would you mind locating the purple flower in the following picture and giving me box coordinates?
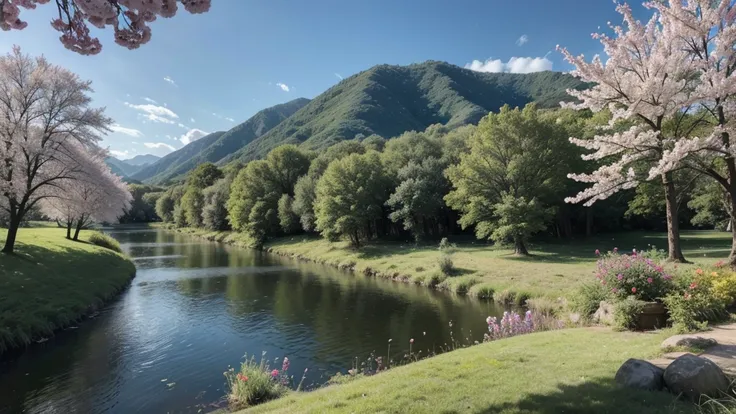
[617,274,623,281]
[595,249,601,256]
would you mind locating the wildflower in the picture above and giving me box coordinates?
[689,282,698,290]
[595,249,600,256]
[422,331,426,336]
[631,287,637,293]
[486,316,493,325]
[449,321,453,328]
[613,247,618,253]
[712,272,718,277]
[617,274,623,281]
[271,369,279,378]
[612,288,618,294]
[282,357,290,372]
[388,338,392,343]
[684,293,691,300]
[237,373,248,382]
[410,338,414,344]
[696,268,704,275]
[647,277,653,284]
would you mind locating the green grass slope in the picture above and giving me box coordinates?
[135,98,310,184]
[229,61,586,162]
[247,328,691,413]
[0,228,136,354]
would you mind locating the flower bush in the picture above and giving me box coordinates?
[483,311,562,342]
[663,266,733,333]
[594,248,674,302]
[224,353,307,409]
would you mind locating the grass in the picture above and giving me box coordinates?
[263,230,732,300]
[245,328,693,413]
[0,227,136,354]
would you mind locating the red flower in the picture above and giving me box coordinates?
[689,282,698,290]
[237,373,248,382]
[271,369,279,378]
[631,287,637,293]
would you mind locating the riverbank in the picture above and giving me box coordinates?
[160,225,729,303]
[246,327,692,413]
[0,228,136,354]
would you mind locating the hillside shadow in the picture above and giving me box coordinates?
[469,378,690,414]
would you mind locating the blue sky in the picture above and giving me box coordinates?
[0,0,652,159]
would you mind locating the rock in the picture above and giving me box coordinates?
[593,301,615,325]
[663,353,730,400]
[615,358,665,391]
[662,335,718,351]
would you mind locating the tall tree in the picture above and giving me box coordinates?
[445,105,570,255]
[557,3,693,262]
[0,48,111,253]
[2,0,211,55]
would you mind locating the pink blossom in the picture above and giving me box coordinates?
[595,249,600,256]
[631,287,637,293]
[617,274,623,281]
[647,277,653,284]
[271,369,279,378]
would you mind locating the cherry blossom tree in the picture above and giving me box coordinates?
[641,0,736,267]
[0,47,111,253]
[0,0,211,55]
[557,2,695,262]
[42,146,131,240]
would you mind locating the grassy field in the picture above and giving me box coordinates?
[0,227,136,354]
[265,231,731,301]
[246,328,693,413]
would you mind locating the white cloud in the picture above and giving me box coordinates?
[225,117,235,122]
[177,122,190,129]
[178,128,209,145]
[144,142,177,152]
[276,82,290,92]
[142,97,158,104]
[190,118,196,123]
[464,56,552,74]
[163,76,177,87]
[335,73,343,80]
[109,149,130,159]
[110,124,144,138]
[516,35,529,46]
[124,102,179,124]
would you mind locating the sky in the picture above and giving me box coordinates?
[0,0,653,159]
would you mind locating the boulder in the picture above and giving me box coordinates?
[615,358,665,391]
[663,353,730,400]
[661,336,718,351]
[593,301,615,325]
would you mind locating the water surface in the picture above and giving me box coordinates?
[0,228,504,413]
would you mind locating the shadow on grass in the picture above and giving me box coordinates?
[471,378,689,414]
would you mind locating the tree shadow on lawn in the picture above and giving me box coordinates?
[470,378,690,414]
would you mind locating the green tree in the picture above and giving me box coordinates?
[314,152,391,247]
[119,184,164,223]
[182,188,205,227]
[381,130,443,175]
[277,194,300,233]
[387,158,449,240]
[445,104,571,255]
[155,192,176,223]
[188,162,224,188]
[226,145,310,242]
[202,179,231,231]
[307,140,365,177]
[292,175,318,232]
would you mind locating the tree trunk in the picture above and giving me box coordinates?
[66,220,72,239]
[514,237,529,256]
[72,219,84,241]
[662,172,686,262]
[2,214,21,253]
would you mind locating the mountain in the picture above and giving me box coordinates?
[132,98,310,184]
[224,61,586,163]
[126,154,161,166]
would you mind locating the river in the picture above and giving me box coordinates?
[0,228,506,413]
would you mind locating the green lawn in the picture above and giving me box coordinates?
[265,231,731,300]
[246,328,693,413]
[0,227,136,354]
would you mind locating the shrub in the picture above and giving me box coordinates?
[426,271,446,288]
[612,298,646,331]
[494,289,515,305]
[454,277,479,295]
[570,282,610,318]
[224,353,292,409]
[437,237,456,275]
[526,297,562,316]
[471,284,494,300]
[594,248,674,301]
[88,232,122,253]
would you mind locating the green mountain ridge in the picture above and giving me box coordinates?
[224,61,585,163]
[132,98,310,184]
[135,61,584,184]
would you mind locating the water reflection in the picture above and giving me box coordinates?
[0,228,505,413]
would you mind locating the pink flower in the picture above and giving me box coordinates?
[613,247,618,253]
[612,288,618,294]
[689,282,698,290]
[271,369,279,378]
[410,338,414,344]
[595,249,601,256]
[647,277,653,284]
[617,274,623,281]
[631,287,637,293]
[237,373,248,382]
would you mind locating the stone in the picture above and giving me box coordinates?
[593,301,615,325]
[663,353,730,400]
[615,358,665,391]
[661,335,718,351]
